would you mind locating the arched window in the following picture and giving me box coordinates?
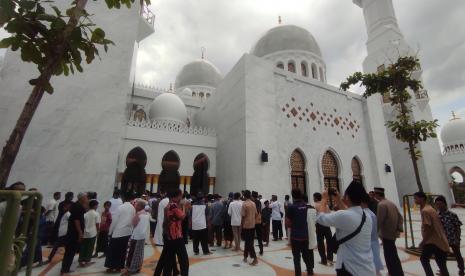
[450,167,465,203]
[159,150,180,193]
[311,63,318,79]
[192,92,196,97]
[301,62,308,77]
[351,157,363,184]
[319,67,324,82]
[288,61,296,73]
[122,147,147,194]
[277,62,284,69]
[206,93,211,98]
[134,109,147,121]
[199,92,204,98]
[290,149,306,195]
[322,150,339,208]
[191,153,210,195]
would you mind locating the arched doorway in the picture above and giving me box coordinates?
[121,147,147,195]
[191,153,210,196]
[290,149,307,195]
[450,166,465,203]
[158,150,180,193]
[351,157,363,185]
[322,150,340,208]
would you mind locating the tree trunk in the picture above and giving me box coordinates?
[0,0,89,188]
[408,141,423,192]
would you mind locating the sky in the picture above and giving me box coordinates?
[1,0,464,141]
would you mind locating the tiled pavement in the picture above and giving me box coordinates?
[21,208,465,276]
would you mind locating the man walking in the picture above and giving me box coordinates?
[241,190,258,265]
[191,193,211,255]
[45,192,61,245]
[228,192,243,251]
[287,188,314,275]
[270,195,283,241]
[435,195,464,276]
[414,191,450,276]
[313,192,333,266]
[373,187,404,276]
[211,194,224,247]
[252,191,264,255]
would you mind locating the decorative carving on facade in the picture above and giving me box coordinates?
[444,143,465,155]
[127,118,216,137]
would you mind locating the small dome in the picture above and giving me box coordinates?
[441,114,465,144]
[175,59,222,90]
[149,93,188,124]
[180,87,193,97]
[251,25,322,58]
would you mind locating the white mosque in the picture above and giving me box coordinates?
[0,0,464,205]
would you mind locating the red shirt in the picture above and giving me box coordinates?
[100,210,112,232]
[165,201,185,240]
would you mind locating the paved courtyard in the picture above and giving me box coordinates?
[21,208,465,276]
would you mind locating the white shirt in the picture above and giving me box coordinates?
[306,208,317,250]
[260,199,266,210]
[45,198,58,222]
[191,204,207,230]
[227,200,243,226]
[270,201,282,220]
[316,206,375,276]
[131,212,150,240]
[154,198,169,245]
[58,211,71,237]
[110,202,136,238]
[109,197,123,217]
[84,209,101,238]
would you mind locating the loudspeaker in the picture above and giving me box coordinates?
[385,164,392,173]
[261,150,268,162]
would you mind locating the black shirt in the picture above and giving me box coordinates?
[67,202,85,240]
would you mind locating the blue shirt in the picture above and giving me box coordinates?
[316,206,375,276]
[287,200,309,240]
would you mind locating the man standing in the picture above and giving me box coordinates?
[435,195,464,276]
[211,194,224,247]
[414,191,450,276]
[313,192,333,266]
[109,190,123,218]
[191,193,211,255]
[126,199,150,275]
[270,195,283,241]
[373,187,404,276]
[53,192,73,243]
[154,192,169,246]
[228,192,243,251]
[252,191,264,255]
[61,193,88,275]
[241,190,258,266]
[45,192,61,245]
[105,194,136,273]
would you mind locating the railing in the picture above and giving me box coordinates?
[0,191,42,276]
[140,2,155,26]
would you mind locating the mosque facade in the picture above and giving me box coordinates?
[0,0,464,205]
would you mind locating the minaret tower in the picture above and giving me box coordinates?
[354,0,450,202]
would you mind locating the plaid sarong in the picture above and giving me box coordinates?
[127,239,145,273]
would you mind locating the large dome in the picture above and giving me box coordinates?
[251,25,322,58]
[149,93,188,124]
[175,59,222,89]
[441,114,465,144]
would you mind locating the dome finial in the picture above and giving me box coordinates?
[201,46,206,59]
[451,111,459,120]
[278,16,282,25]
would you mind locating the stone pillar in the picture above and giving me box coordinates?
[185,176,191,193]
[145,174,152,193]
[152,174,159,193]
[209,177,215,194]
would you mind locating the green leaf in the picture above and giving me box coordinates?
[0,36,17,48]
[44,81,54,94]
[91,27,105,43]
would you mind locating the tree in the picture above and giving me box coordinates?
[340,56,438,192]
[0,0,150,188]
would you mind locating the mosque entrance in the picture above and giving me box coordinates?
[191,153,210,196]
[158,150,180,193]
[450,167,465,204]
[121,147,147,195]
[290,149,307,195]
[322,151,339,208]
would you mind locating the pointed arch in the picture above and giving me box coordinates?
[290,149,307,195]
[301,61,308,77]
[288,60,296,73]
[191,153,210,195]
[311,63,318,79]
[158,150,180,193]
[321,150,340,207]
[351,156,363,185]
[276,62,284,69]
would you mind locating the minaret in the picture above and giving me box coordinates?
[354,0,450,202]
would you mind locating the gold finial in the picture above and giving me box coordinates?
[201,47,206,59]
[278,16,282,25]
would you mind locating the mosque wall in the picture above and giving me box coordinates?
[0,2,145,202]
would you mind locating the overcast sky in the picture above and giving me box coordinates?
[1,0,464,141]
[135,0,465,140]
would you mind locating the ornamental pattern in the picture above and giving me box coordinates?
[281,97,361,139]
[290,150,305,174]
[322,151,338,178]
[127,118,216,137]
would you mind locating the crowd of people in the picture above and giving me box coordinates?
[1,180,464,276]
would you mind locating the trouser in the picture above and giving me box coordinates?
[243,228,257,259]
[232,226,241,250]
[316,223,333,263]
[420,243,449,276]
[262,222,270,244]
[48,236,67,261]
[192,229,209,254]
[382,238,404,276]
[104,235,131,270]
[150,220,156,238]
[61,239,80,273]
[182,217,189,244]
[154,238,189,276]
[336,264,353,276]
[45,221,55,244]
[272,220,283,240]
[78,237,96,262]
[291,239,314,276]
[208,224,214,245]
[451,244,465,275]
[255,223,263,254]
[213,225,223,246]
